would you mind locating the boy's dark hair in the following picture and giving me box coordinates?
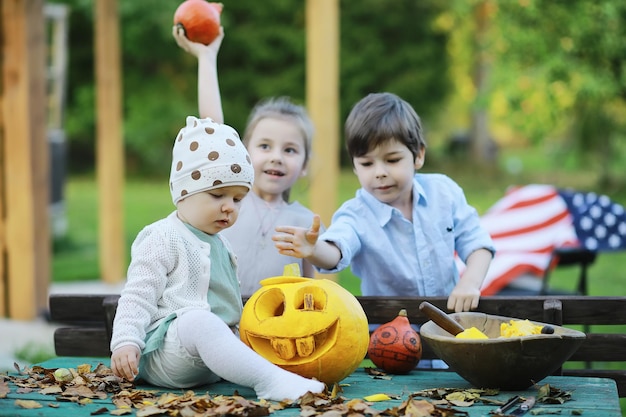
[344,92,426,162]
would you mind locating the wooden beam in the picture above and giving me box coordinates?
[1,0,49,319]
[95,0,125,283]
[306,0,339,280]
[0,8,5,315]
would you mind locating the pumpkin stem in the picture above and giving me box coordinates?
[398,309,408,317]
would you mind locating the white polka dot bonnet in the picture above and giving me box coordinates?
[170,116,254,205]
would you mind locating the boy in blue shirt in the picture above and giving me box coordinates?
[273,92,495,313]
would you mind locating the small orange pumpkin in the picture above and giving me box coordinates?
[173,0,222,45]
[368,309,422,374]
[239,276,370,384]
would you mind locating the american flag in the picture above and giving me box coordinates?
[456,184,626,295]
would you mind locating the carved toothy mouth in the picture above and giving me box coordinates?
[244,319,339,365]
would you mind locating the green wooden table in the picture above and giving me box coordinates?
[1,357,621,416]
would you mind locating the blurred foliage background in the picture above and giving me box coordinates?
[47,0,626,289]
[48,0,626,189]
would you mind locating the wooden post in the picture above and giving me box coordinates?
[306,0,339,280]
[95,0,125,283]
[1,0,49,319]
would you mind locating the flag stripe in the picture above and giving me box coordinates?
[465,185,581,295]
[489,210,571,239]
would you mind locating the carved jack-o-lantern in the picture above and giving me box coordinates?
[239,277,370,384]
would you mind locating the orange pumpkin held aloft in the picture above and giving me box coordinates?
[368,309,422,374]
[174,0,223,45]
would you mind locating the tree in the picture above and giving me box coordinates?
[51,0,452,174]
[492,0,626,187]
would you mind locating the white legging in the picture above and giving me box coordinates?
[176,309,325,401]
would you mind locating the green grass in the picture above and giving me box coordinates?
[14,343,57,365]
[53,176,173,281]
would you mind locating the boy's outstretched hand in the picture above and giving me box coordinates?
[273,215,321,259]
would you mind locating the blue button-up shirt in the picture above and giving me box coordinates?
[318,173,495,296]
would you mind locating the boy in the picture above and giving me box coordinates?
[273,93,494,313]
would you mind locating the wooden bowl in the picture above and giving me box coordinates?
[420,312,586,390]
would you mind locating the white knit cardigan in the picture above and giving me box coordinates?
[110,211,239,353]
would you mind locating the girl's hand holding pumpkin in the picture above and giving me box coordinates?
[172,24,224,58]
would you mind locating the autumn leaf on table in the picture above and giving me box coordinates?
[536,384,573,404]
[398,397,469,417]
[413,387,500,406]
[14,399,43,409]
[364,367,393,380]
[363,393,393,402]
[0,381,10,399]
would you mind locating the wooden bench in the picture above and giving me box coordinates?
[48,294,626,397]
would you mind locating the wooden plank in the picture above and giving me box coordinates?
[563,369,626,397]
[54,327,111,357]
[569,334,626,362]
[48,293,119,323]
[26,0,49,317]
[357,296,550,324]
[0,1,4,314]
[306,0,339,282]
[1,0,49,319]
[306,0,339,227]
[44,3,69,130]
[0,34,5,317]
[559,297,626,325]
[95,0,125,284]
[51,295,626,325]
[357,296,626,325]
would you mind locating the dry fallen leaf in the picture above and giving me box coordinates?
[536,384,573,404]
[364,367,393,380]
[404,399,435,417]
[39,385,63,395]
[4,363,507,417]
[413,387,500,407]
[110,408,133,416]
[0,381,10,399]
[14,399,43,409]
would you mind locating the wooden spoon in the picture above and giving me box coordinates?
[419,301,465,336]
[419,301,555,336]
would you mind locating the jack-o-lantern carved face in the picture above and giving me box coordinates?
[240,277,369,384]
